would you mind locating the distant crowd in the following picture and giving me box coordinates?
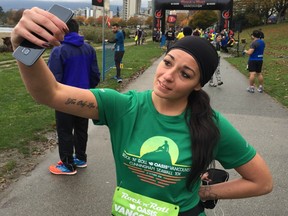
[154,26,248,53]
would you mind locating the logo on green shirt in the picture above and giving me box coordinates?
[123,136,191,188]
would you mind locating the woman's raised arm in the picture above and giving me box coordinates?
[11,7,99,120]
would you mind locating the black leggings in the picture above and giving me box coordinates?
[114,51,125,77]
[55,111,88,171]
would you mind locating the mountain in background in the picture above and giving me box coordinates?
[0,0,122,14]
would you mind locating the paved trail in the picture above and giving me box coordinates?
[0,54,287,216]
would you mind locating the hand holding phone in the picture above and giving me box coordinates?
[12,4,74,66]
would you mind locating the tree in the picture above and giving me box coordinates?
[75,16,86,25]
[4,8,24,25]
[233,0,252,15]
[0,6,5,24]
[126,16,141,28]
[96,16,103,26]
[189,10,218,30]
[233,0,285,26]
[180,18,189,27]
[274,0,288,22]
[109,17,126,27]
[145,16,153,28]
[256,0,277,24]
[175,12,189,27]
[110,17,126,27]
[111,17,122,25]
[85,17,97,26]
[14,9,24,23]
[245,13,262,27]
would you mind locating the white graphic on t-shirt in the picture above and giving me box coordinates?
[123,136,191,188]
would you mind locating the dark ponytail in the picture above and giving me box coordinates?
[185,89,220,188]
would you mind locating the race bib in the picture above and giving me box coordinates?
[112,187,179,216]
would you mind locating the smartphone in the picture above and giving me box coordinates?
[12,4,74,66]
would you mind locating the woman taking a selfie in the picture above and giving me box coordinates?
[11,7,273,215]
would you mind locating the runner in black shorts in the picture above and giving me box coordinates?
[243,30,265,93]
[248,60,263,73]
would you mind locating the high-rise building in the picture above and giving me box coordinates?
[123,0,141,20]
[147,0,152,15]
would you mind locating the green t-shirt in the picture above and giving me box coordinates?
[90,88,256,213]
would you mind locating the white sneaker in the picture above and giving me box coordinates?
[117,78,122,83]
[257,85,263,93]
[247,86,255,93]
[209,82,217,87]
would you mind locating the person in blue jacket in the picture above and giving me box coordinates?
[47,19,100,175]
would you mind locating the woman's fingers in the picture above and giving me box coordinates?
[31,7,69,42]
[12,7,69,48]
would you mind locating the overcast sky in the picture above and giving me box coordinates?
[1,0,149,12]
[33,0,148,7]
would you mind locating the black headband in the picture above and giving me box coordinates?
[167,36,219,87]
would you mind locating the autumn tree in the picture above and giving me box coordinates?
[95,16,103,26]
[145,16,153,28]
[85,17,97,26]
[111,17,122,25]
[126,16,141,28]
[189,10,218,30]
[118,19,127,27]
[233,0,286,26]
[75,16,86,25]
[175,12,189,27]
[180,18,189,27]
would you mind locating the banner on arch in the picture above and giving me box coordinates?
[167,15,177,23]
[92,0,104,7]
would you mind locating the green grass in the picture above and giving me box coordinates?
[0,67,56,153]
[0,41,164,153]
[97,41,164,89]
[226,22,288,107]
[1,22,288,154]
[0,52,14,62]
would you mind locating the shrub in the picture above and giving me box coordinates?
[80,26,115,43]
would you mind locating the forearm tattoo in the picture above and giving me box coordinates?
[199,185,219,200]
[64,98,96,109]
